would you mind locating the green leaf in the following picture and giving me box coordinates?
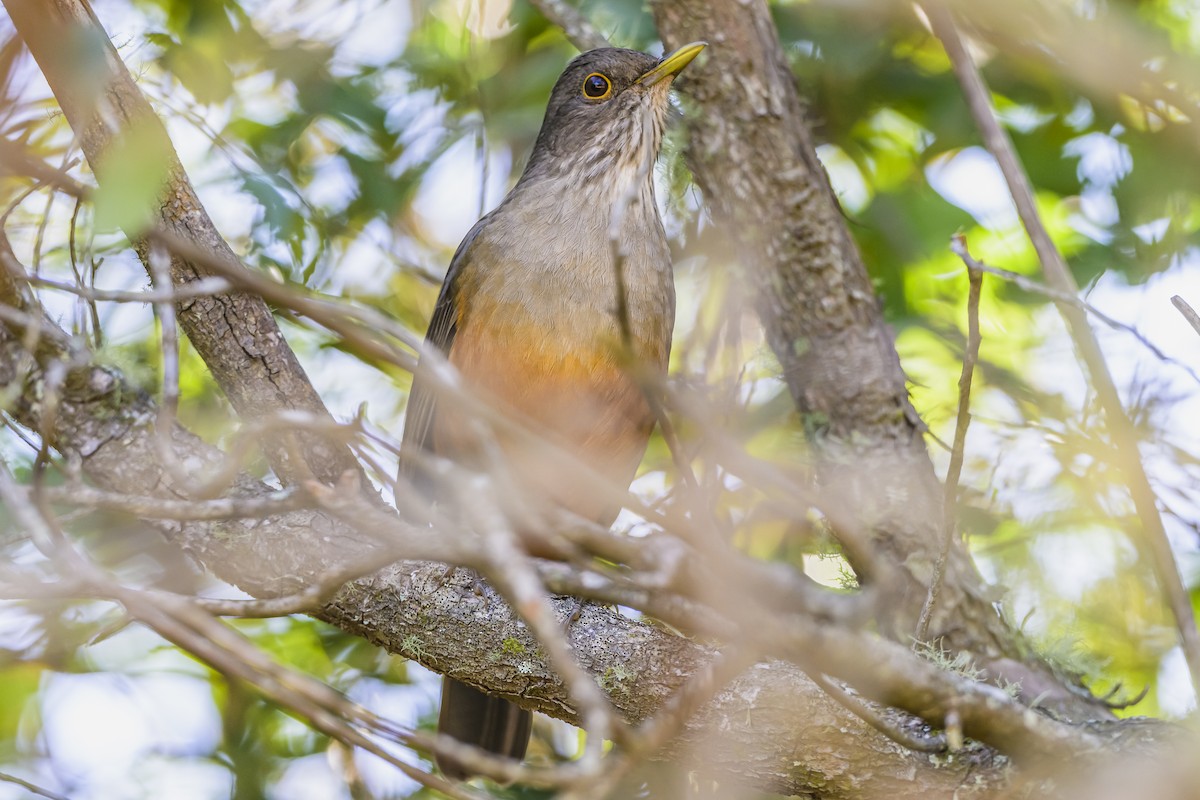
[91,120,174,234]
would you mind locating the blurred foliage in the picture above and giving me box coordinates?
[1,0,1200,797]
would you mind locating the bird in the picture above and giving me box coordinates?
[398,41,706,781]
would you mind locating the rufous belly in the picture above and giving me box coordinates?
[436,307,661,528]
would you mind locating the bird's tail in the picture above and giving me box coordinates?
[436,677,532,781]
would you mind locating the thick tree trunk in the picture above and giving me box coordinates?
[648,0,1106,721]
[650,0,967,636]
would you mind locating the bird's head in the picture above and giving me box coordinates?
[523,43,706,184]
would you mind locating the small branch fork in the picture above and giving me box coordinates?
[954,243,1200,388]
[924,1,1200,703]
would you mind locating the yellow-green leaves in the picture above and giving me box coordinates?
[92,119,174,235]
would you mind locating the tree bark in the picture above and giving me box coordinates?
[0,265,998,797]
[647,0,1094,715]
[0,243,1173,797]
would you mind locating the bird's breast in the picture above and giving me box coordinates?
[435,218,674,526]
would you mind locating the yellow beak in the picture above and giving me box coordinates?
[636,41,707,86]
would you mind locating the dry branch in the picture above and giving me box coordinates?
[917,237,984,640]
[3,0,364,488]
[0,224,1081,797]
[924,0,1200,703]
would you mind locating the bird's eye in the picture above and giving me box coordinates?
[582,73,612,100]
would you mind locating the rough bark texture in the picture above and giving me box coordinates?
[0,297,1008,798]
[1,263,1177,796]
[3,0,363,488]
[330,565,1016,798]
[648,0,1087,708]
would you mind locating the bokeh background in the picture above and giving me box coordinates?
[2,0,1200,797]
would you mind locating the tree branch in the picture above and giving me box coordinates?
[645,0,1081,715]
[924,0,1200,704]
[917,237,983,640]
[2,0,366,489]
[0,228,1098,798]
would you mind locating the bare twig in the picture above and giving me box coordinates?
[608,103,658,350]
[0,771,69,800]
[118,589,487,800]
[147,241,193,492]
[464,468,619,773]
[28,273,233,304]
[917,236,983,641]
[150,409,363,501]
[609,137,704,502]
[40,482,309,521]
[1172,295,1200,338]
[1098,682,1151,711]
[561,646,761,800]
[0,303,73,350]
[953,245,1200,388]
[0,137,92,198]
[925,0,1200,706]
[810,672,948,754]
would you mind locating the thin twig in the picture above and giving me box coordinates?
[810,672,948,754]
[148,242,191,490]
[40,483,308,521]
[463,467,619,773]
[0,771,69,800]
[29,273,233,303]
[121,590,487,800]
[0,137,91,198]
[917,237,983,641]
[0,305,72,349]
[188,590,328,618]
[955,246,1200,388]
[608,104,657,350]
[925,1,1200,703]
[180,410,362,500]
[607,106,707,521]
[562,646,761,800]
[602,90,706,511]
[1172,295,1200,337]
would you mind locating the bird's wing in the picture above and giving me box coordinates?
[397,217,489,485]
